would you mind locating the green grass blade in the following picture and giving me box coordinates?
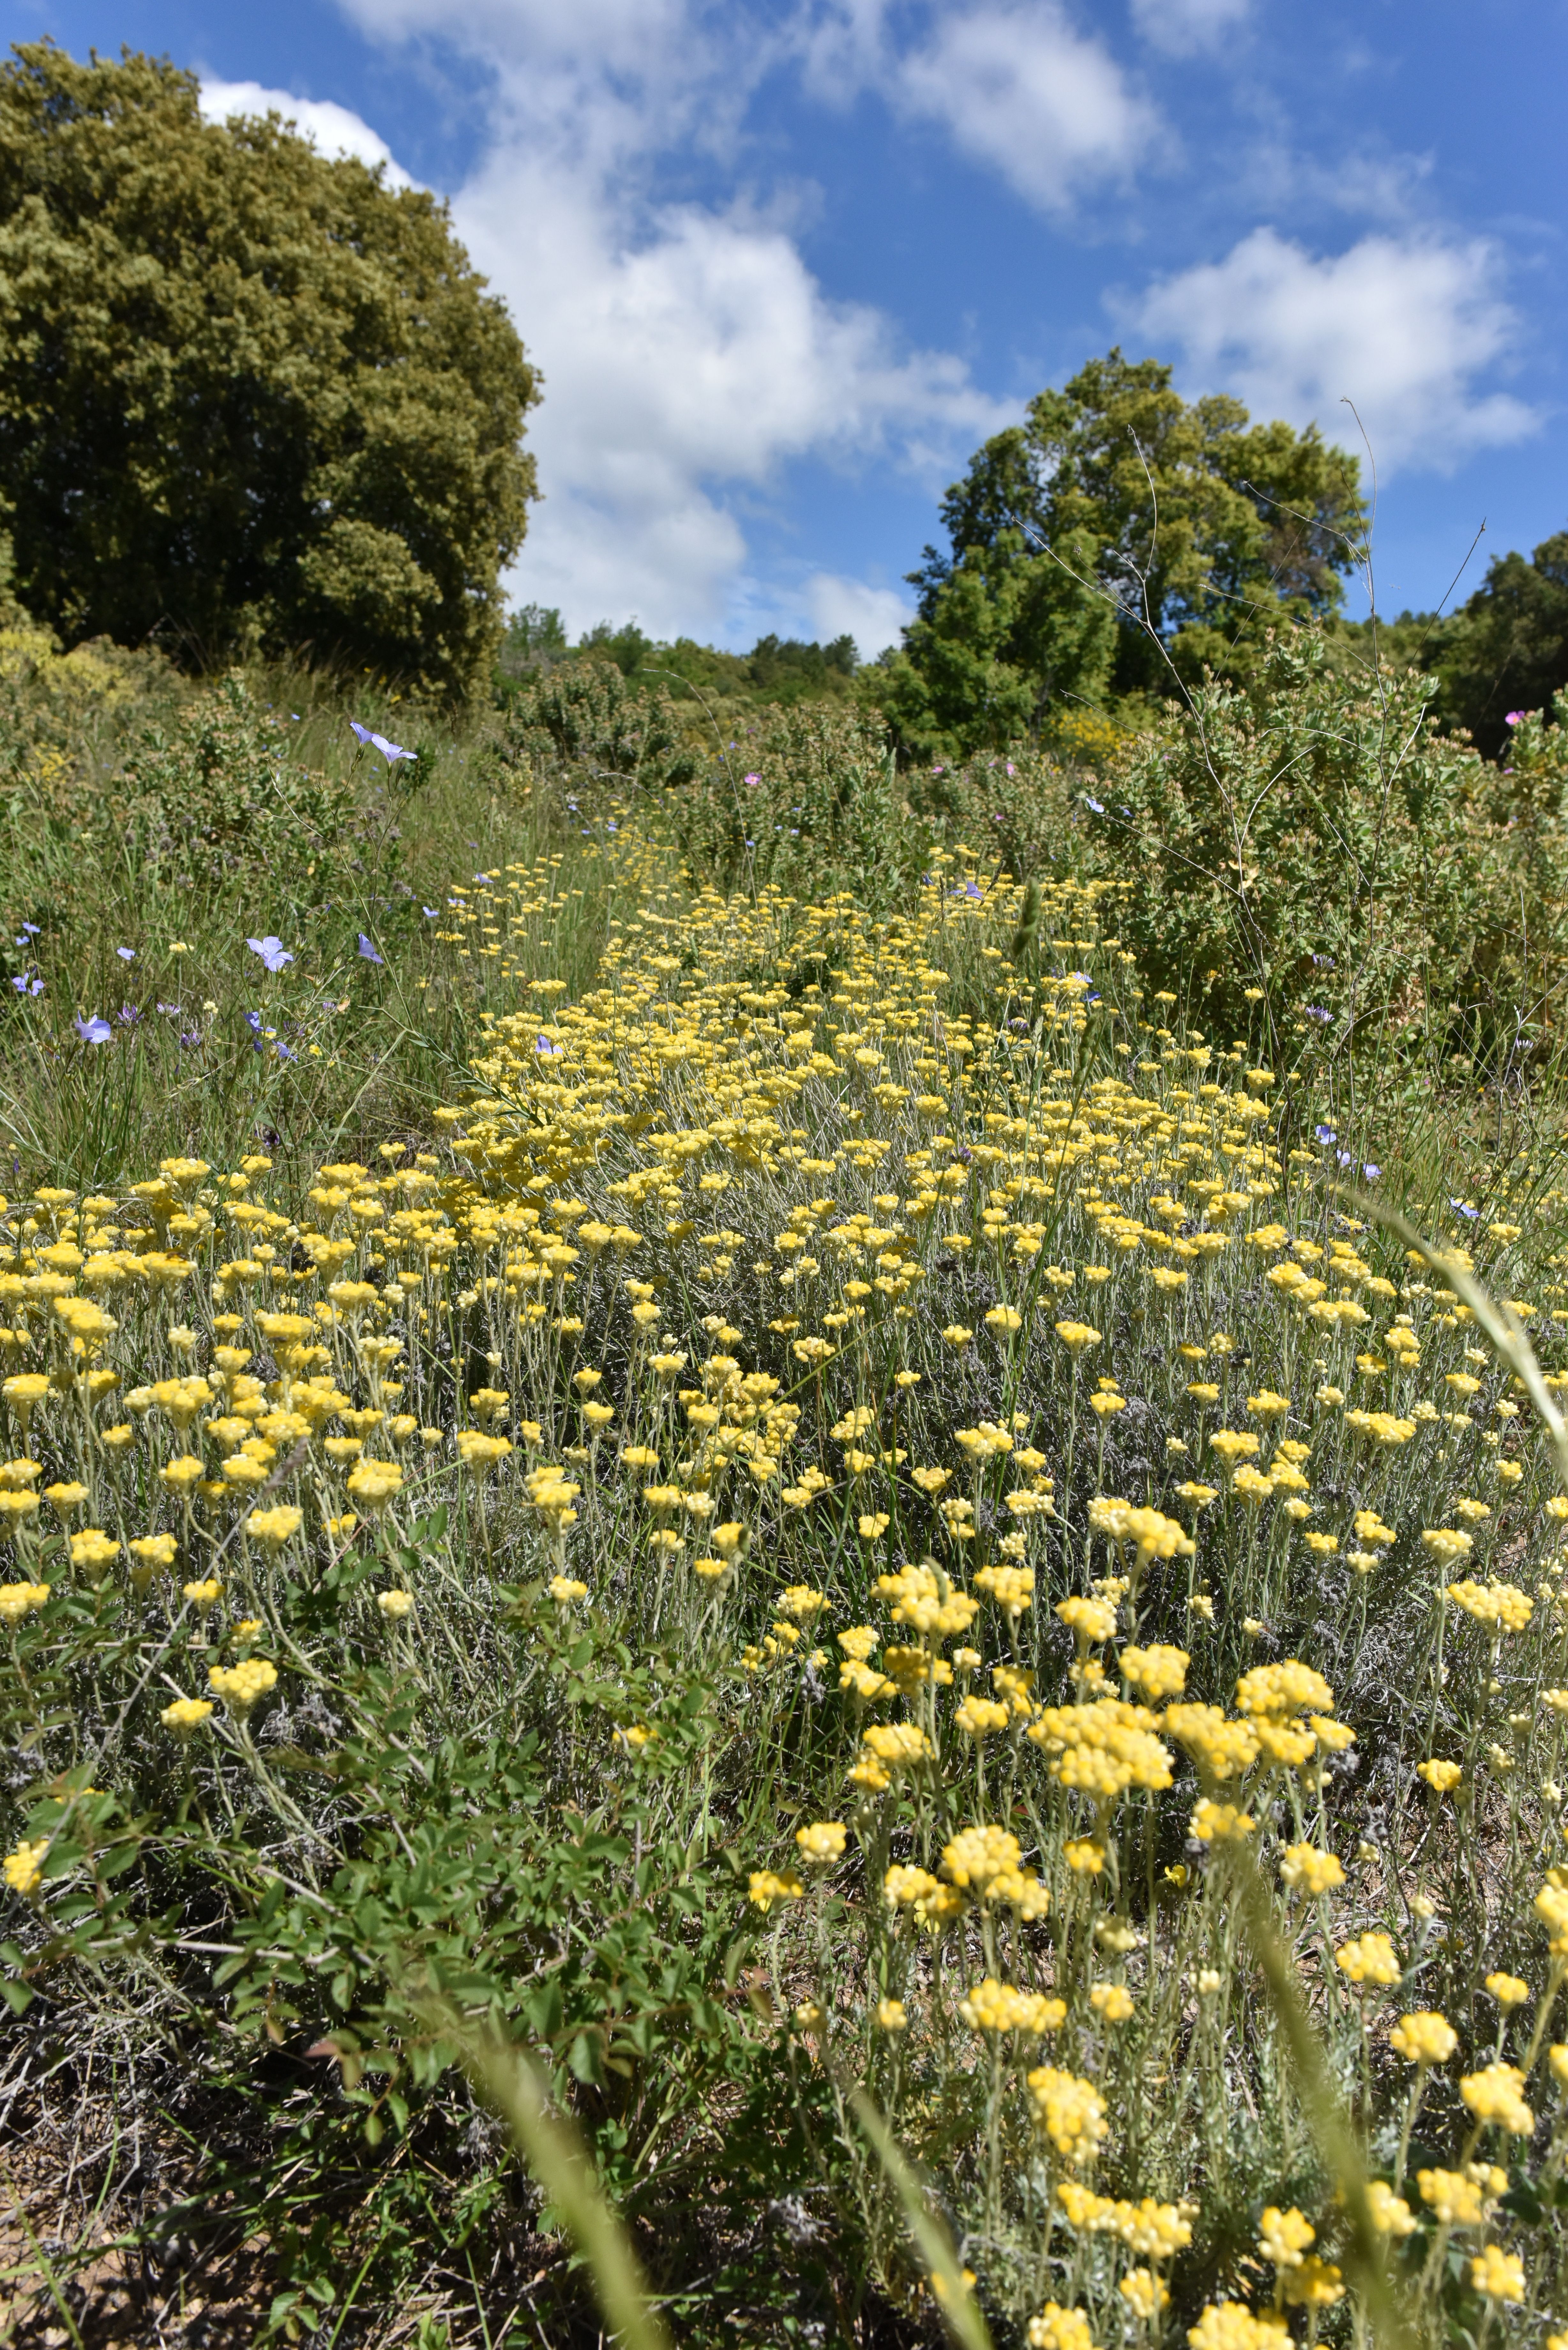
[848,2086,993,2350]
[445,2016,673,2350]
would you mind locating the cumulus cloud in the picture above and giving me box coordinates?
[805,573,913,657]
[898,3,1161,211]
[1131,225,1538,473]
[1129,0,1252,58]
[453,150,1003,636]
[198,78,418,186]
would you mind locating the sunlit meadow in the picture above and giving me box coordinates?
[3,786,1568,2349]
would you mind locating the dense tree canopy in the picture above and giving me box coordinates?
[0,43,539,699]
[878,349,1367,758]
[1435,531,1568,758]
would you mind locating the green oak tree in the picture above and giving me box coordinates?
[0,43,539,700]
[878,348,1366,758]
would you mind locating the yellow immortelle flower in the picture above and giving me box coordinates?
[208,1659,277,1712]
[942,1824,1021,1891]
[1446,1578,1532,1631]
[1259,2206,1314,2269]
[1280,1843,1344,1895]
[4,1837,49,1895]
[160,1455,206,1494]
[1191,1799,1254,1843]
[1025,2066,1106,2165]
[960,1978,1066,2035]
[1235,1661,1334,1719]
[1089,1983,1133,2023]
[346,1459,403,1514]
[42,1481,88,1515]
[182,1577,222,1604]
[0,1580,49,1623]
[1088,1391,1125,1421]
[1417,2168,1486,2225]
[1334,1932,1400,1987]
[0,1490,40,1534]
[1064,1838,1106,1875]
[1421,1526,1473,1568]
[246,1505,303,1552]
[1208,1429,1261,1469]
[747,1868,804,1914]
[876,1997,907,2032]
[1484,1971,1530,2007]
[1057,1594,1117,1645]
[69,1528,118,1573]
[377,1589,414,1621]
[1246,1390,1291,1421]
[1470,2247,1526,2303]
[221,1453,271,1490]
[1460,2062,1534,2135]
[795,1821,847,1866]
[1054,1321,1101,1354]
[1119,1643,1189,1699]
[1283,2258,1342,2310]
[1390,2010,1457,2065]
[456,1430,513,1469]
[548,1575,588,1603]
[160,1696,215,1736]
[974,1563,1035,1617]
[1119,2271,1169,2323]
[1028,2306,1093,2350]
[1417,1758,1462,1793]
[860,1722,932,1772]
[1088,1498,1192,1561]
[129,1534,178,1572]
[1186,2305,1289,2349]
[1535,1880,1568,1956]
[1366,2182,1415,2237]
[955,1695,1010,1739]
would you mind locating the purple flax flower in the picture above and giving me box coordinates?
[19,922,38,937]
[11,973,42,997]
[1363,1163,1382,1181]
[422,906,439,919]
[535,1035,563,1057]
[357,935,385,965]
[1085,794,1105,814]
[244,1010,262,1035]
[1337,1149,1354,1169]
[247,935,295,973]
[116,946,135,961]
[349,719,414,765]
[74,1013,112,1043]
[1449,1198,1480,1221]
[1315,1124,1337,1144]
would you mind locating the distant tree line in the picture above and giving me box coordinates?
[1,41,1564,751]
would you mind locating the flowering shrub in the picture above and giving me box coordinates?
[4,843,1568,2341]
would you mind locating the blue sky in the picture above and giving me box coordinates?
[13,0,1568,654]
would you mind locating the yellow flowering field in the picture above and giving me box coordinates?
[4,840,1568,2346]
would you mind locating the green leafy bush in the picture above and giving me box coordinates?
[1078,629,1568,1060]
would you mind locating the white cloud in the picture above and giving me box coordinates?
[805,573,913,657]
[197,78,418,186]
[1132,226,1538,473]
[898,3,1161,212]
[454,150,1004,636]
[1129,0,1251,59]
